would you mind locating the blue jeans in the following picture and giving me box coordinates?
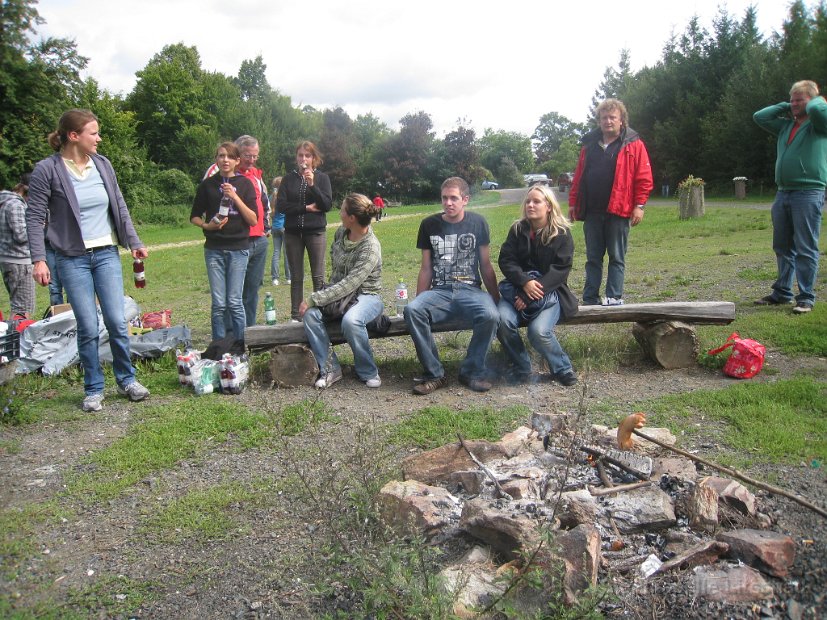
[205,248,249,341]
[583,212,631,303]
[242,235,269,327]
[497,298,573,377]
[56,246,135,396]
[270,229,291,281]
[303,294,384,381]
[45,242,65,306]
[770,189,824,305]
[403,284,499,380]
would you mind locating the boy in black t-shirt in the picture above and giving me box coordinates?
[403,177,500,394]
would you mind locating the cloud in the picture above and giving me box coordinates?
[36,0,792,136]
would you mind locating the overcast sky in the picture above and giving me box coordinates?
[37,0,793,137]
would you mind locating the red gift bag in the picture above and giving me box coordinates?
[141,309,172,330]
[707,332,766,379]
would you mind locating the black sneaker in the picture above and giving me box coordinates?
[792,302,813,314]
[754,295,791,306]
[553,371,578,386]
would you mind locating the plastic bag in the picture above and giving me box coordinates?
[191,359,220,395]
[176,348,201,386]
[219,353,249,395]
[707,332,766,379]
[142,309,172,330]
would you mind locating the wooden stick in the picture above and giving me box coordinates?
[632,429,827,520]
[579,445,650,480]
[596,460,614,488]
[589,480,651,497]
[607,512,624,540]
[457,434,513,501]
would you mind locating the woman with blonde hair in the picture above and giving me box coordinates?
[497,185,579,385]
[299,193,383,388]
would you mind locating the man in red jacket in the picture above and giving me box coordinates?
[569,99,653,306]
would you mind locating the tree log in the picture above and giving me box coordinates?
[246,301,735,350]
[632,320,699,369]
[268,344,318,387]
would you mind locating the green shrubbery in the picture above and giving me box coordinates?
[125,167,195,226]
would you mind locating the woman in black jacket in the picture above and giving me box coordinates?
[497,185,578,385]
[276,141,333,320]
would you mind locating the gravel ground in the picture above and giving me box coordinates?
[1,334,825,618]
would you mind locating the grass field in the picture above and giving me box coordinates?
[1,190,825,618]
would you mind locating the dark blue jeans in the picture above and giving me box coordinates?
[583,212,630,303]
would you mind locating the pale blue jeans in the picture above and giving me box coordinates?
[303,294,384,381]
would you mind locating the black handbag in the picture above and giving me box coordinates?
[319,287,360,320]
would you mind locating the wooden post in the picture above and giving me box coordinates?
[679,186,705,219]
[632,320,699,369]
[734,180,746,199]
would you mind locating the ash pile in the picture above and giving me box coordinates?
[377,411,812,619]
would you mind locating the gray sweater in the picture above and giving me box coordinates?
[26,153,143,261]
[310,226,382,307]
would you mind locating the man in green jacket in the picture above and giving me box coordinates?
[753,80,827,314]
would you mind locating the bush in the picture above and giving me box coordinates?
[495,156,524,189]
[125,182,190,226]
[153,168,196,205]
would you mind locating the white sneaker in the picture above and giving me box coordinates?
[365,376,381,388]
[272,278,279,286]
[82,393,104,412]
[117,381,150,402]
[314,368,343,388]
[286,279,292,284]
[603,297,625,306]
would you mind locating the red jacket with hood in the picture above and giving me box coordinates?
[568,127,653,221]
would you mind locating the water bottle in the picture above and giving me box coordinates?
[133,258,146,288]
[395,277,408,316]
[264,291,276,325]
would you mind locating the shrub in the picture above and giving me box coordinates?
[153,168,196,205]
[125,181,190,226]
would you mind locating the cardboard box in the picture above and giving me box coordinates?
[47,304,72,317]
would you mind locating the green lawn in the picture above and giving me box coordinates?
[1,194,825,618]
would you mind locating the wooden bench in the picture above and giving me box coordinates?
[246,301,735,370]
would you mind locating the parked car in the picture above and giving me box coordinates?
[481,180,499,190]
[523,173,551,187]
[557,172,574,193]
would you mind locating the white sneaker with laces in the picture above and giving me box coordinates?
[365,376,381,388]
[604,297,625,306]
[82,393,104,412]
[117,381,150,402]
[314,368,343,388]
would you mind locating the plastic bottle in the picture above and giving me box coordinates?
[395,277,408,316]
[264,292,276,325]
[133,259,146,288]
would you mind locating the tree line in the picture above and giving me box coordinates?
[1,0,825,225]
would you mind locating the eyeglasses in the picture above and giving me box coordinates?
[241,154,259,161]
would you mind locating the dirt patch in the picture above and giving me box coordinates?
[1,338,825,618]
